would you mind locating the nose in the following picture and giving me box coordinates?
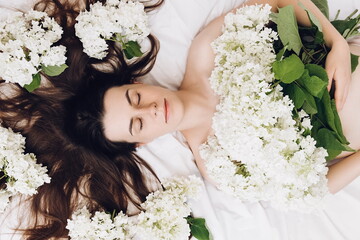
[134,102,157,117]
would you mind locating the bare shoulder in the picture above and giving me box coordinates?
[181,14,226,90]
[182,0,278,87]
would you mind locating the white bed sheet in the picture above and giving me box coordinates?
[1,0,360,239]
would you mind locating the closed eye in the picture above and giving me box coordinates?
[138,118,143,130]
[136,93,142,131]
[137,92,141,105]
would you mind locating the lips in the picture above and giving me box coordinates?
[164,98,168,123]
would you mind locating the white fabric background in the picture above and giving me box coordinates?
[1,0,360,239]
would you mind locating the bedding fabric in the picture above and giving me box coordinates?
[1,0,360,239]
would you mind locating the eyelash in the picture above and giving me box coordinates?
[138,118,143,130]
[137,92,141,105]
[136,92,142,130]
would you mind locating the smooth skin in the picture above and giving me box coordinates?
[103,0,360,194]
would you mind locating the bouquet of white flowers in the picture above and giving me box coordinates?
[0,10,67,91]
[199,4,329,211]
[136,176,202,240]
[67,176,208,240]
[75,0,150,60]
[0,126,51,213]
[67,207,133,240]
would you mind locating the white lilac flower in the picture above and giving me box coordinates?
[66,176,202,240]
[41,45,67,67]
[75,0,150,59]
[199,4,329,212]
[0,10,66,87]
[66,207,134,240]
[66,207,94,240]
[136,176,202,240]
[0,126,51,213]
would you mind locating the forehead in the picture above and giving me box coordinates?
[102,85,129,142]
[104,85,126,107]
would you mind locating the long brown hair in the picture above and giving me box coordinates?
[0,0,163,239]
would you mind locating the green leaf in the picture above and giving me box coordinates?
[186,217,210,240]
[24,73,41,92]
[313,30,325,45]
[325,148,343,161]
[316,93,350,146]
[311,0,329,19]
[302,101,317,114]
[283,84,306,109]
[331,18,358,38]
[270,12,278,24]
[310,118,322,136]
[297,69,327,98]
[319,92,336,131]
[304,75,327,98]
[305,64,329,83]
[330,98,349,144]
[123,41,143,59]
[276,46,287,61]
[351,53,359,73]
[315,128,354,160]
[41,64,68,77]
[313,99,326,128]
[299,2,322,31]
[273,54,304,83]
[123,49,133,59]
[276,6,303,54]
[343,29,351,38]
[302,89,318,114]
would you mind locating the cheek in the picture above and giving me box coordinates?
[142,124,168,143]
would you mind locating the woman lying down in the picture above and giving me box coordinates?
[1,0,360,239]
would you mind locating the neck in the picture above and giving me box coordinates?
[175,90,212,131]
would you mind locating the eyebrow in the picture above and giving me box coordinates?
[125,89,133,136]
[125,89,132,106]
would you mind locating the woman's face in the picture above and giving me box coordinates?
[102,84,185,143]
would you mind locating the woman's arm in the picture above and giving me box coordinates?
[327,43,360,194]
[280,0,351,111]
[262,0,356,194]
[186,0,357,193]
[185,0,351,108]
[327,151,360,193]
[243,0,351,110]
